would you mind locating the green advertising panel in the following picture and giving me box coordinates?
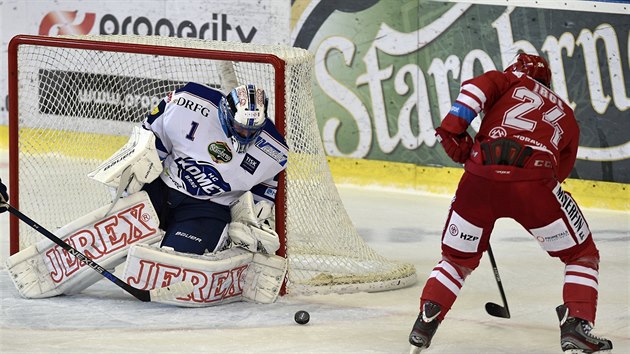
[293,1,630,183]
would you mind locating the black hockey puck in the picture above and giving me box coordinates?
[294,310,310,325]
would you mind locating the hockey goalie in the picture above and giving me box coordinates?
[6,82,290,306]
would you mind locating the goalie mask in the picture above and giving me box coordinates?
[504,53,552,87]
[219,84,268,153]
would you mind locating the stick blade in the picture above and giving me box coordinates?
[149,280,194,301]
[485,302,511,318]
[409,345,423,354]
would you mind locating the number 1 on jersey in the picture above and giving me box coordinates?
[186,121,199,141]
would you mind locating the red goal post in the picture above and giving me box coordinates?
[8,34,417,295]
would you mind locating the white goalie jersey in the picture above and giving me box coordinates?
[6,83,290,305]
[144,82,288,205]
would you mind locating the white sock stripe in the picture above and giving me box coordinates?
[435,272,461,296]
[437,262,464,286]
[565,275,599,290]
[565,264,599,277]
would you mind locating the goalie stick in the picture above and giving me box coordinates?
[3,202,193,302]
[485,244,511,318]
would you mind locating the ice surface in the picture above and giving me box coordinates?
[1,152,628,353]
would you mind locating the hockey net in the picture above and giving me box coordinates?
[8,35,416,295]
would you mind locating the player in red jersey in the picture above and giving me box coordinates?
[408,54,613,353]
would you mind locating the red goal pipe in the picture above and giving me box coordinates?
[7,36,20,256]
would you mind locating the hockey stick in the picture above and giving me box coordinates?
[485,245,511,318]
[3,203,193,302]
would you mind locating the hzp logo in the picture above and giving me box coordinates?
[448,223,479,241]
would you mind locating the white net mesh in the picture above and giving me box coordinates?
[9,35,416,295]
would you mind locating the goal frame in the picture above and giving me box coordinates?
[7,34,417,296]
[7,34,288,258]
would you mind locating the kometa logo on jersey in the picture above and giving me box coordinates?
[175,157,231,196]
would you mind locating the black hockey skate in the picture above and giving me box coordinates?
[409,301,441,353]
[556,304,613,353]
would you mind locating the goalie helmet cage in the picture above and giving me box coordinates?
[8,34,417,295]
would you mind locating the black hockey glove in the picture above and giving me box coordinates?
[0,178,8,213]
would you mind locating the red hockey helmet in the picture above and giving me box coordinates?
[504,53,552,87]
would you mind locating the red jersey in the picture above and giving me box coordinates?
[441,70,579,182]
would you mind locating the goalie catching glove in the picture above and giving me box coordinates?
[435,126,473,164]
[228,192,280,254]
[88,126,163,195]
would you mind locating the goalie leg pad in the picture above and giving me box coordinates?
[122,244,287,306]
[242,253,288,304]
[122,244,255,307]
[4,191,162,298]
[6,242,129,298]
[5,245,62,299]
[6,245,121,298]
